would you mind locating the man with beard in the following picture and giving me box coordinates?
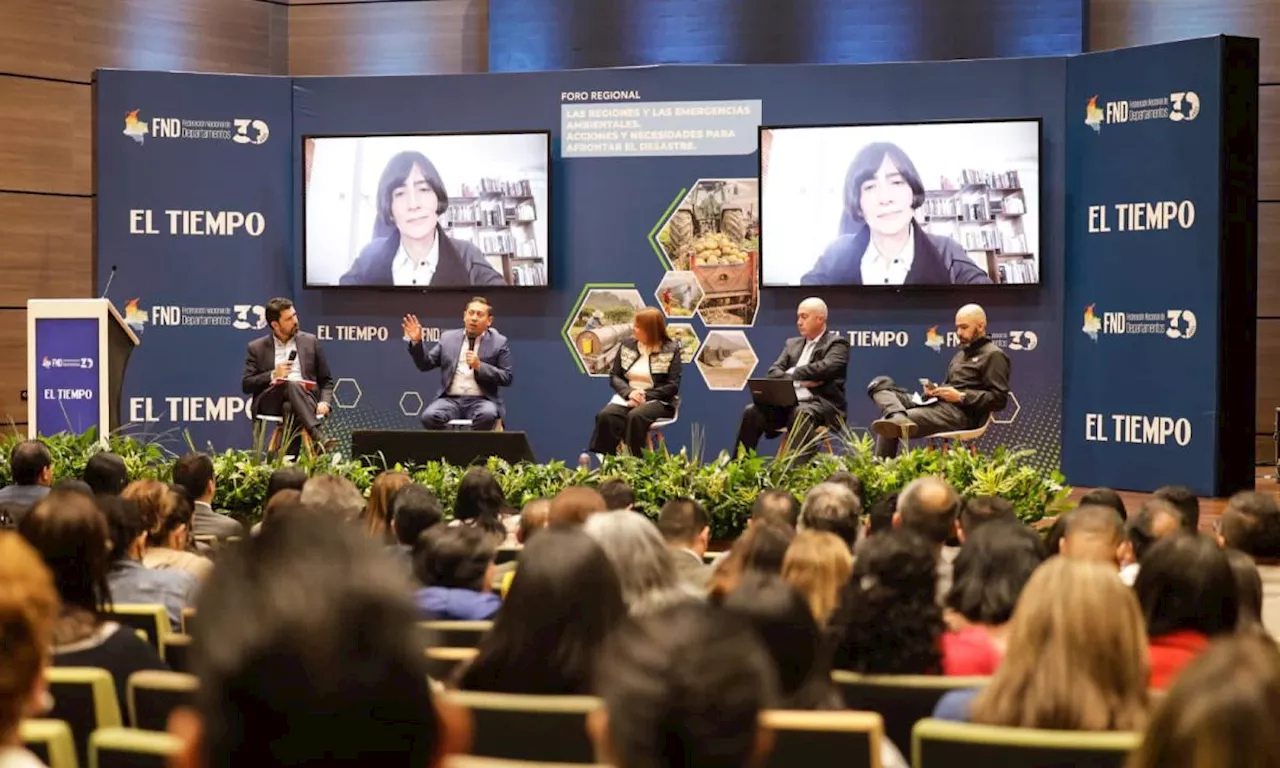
[242,297,335,441]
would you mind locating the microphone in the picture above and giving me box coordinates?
[288,350,297,362]
[467,333,477,353]
[100,265,118,300]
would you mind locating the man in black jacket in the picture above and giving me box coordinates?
[735,297,850,456]
[242,298,335,440]
[869,303,1010,457]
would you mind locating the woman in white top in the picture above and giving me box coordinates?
[588,307,683,457]
[0,533,60,768]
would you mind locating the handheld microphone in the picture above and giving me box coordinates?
[100,265,118,300]
[288,350,297,362]
[467,333,477,352]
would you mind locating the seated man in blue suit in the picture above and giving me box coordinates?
[401,297,512,430]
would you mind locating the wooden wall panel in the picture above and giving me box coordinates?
[0,194,93,306]
[1260,435,1275,467]
[1263,86,1280,201]
[0,77,91,196]
[289,0,488,75]
[0,310,29,425]
[1261,203,1280,317]
[1257,319,1280,434]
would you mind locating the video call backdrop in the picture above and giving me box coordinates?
[92,38,1247,492]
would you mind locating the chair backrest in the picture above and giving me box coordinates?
[127,671,198,731]
[831,671,988,754]
[421,620,493,648]
[761,710,883,768]
[912,718,1142,768]
[180,608,196,636]
[426,646,479,683]
[20,718,79,768]
[104,605,170,649]
[446,758,612,768]
[160,634,192,674]
[443,691,601,764]
[90,726,182,768]
[46,667,123,767]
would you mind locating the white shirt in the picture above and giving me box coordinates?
[448,334,483,397]
[859,226,915,285]
[391,237,441,287]
[609,344,655,406]
[787,334,822,401]
[273,336,301,381]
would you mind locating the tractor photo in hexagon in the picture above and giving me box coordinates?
[658,179,760,326]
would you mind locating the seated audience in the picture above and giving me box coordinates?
[942,521,1047,675]
[250,467,308,535]
[390,484,444,558]
[257,489,301,534]
[894,476,961,599]
[1058,503,1124,567]
[413,526,500,620]
[516,497,551,544]
[18,491,167,714]
[1119,499,1185,586]
[300,474,366,521]
[0,502,24,530]
[658,497,713,589]
[1217,490,1280,638]
[781,530,853,626]
[957,495,1015,544]
[823,470,866,511]
[359,470,411,544]
[1153,485,1200,534]
[707,519,796,599]
[599,478,636,510]
[1135,533,1239,689]
[121,480,213,580]
[168,513,466,768]
[83,451,129,496]
[829,528,943,674]
[750,489,801,529]
[864,492,897,540]
[589,602,777,768]
[100,494,197,630]
[51,478,93,496]
[172,452,244,542]
[798,482,860,551]
[934,557,1149,729]
[1224,548,1265,634]
[0,440,53,521]
[548,486,607,527]
[457,528,626,694]
[0,533,60,768]
[1128,634,1280,768]
[452,466,516,546]
[1077,486,1127,521]
[584,510,692,616]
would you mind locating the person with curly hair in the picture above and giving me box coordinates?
[828,528,943,674]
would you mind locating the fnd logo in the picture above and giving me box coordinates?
[121,109,269,145]
[232,119,270,145]
[991,331,1039,352]
[1084,91,1199,133]
[41,357,94,370]
[1082,305,1196,341]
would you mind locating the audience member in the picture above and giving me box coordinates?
[249,467,308,535]
[100,494,197,630]
[823,471,865,512]
[516,498,551,544]
[599,479,636,510]
[658,497,712,589]
[1135,533,1239,689]
[781,530,853,627]
[707,519,796,599]
[1224,548,1265,635]
[458,528,626,694]
[864,492,897,539]
[1059,504,1124,567]
[798,482,860,551]
[0,533,60,768]
[83,451,129,496]
[413,526,500,620]
[829,528,943,674]
[0,502,23,530]
[584,510,692,616]
[894,476,961,598]
[18,491,167,715]
[1152,485,1200,534]
[51,478,93,496]
[121,480,212,580]
[548,486,607,527]
[1119,499,1184,586]
[359,470,411,544]
[1128,634,1280,768]
[300,474,366,520]
[258,489,301,534]
[1078,487,1128,521]
[942,521,1047,675]
[169,513,466,768]
[589,602,777,768]
[750,489,801,529]
[172,452,244,542]
[1217,490,1280,638]
[957,495,1015,543]
[0,440,53,521]
[390,484,444,555]
[934,558,1149,730]
[453,467,516,546]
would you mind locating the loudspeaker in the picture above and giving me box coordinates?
[350,429,536,468]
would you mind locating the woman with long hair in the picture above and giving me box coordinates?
[0,533,60,768]
[588,307,683,457]
[121,480,213,580]
[457,528,627,694]
[452,467,515,546]
[360,471,411,544]
[782,530,853,626]
[707,518,796,600]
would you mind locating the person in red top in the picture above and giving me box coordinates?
[1134,533,1239,689]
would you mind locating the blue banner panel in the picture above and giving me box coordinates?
[34,319,100,436]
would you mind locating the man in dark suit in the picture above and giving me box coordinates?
[735,297,850,455]
[401,297,512,430]
[241,297,335,440]
[658,498,713,590]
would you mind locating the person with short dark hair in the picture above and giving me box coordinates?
[390,484,444,551]
[0,440,53,521]
[242,297,335,443]
[1078,487,1127,522]
[1152,485,1200,534]
[598,479,635,510]
[1224,548,1265,634]
[172,452,245,543]
[1058,504,1124,568]
[548,486,608,527]
[167,513,466,768]
[798,482,860,551]
[100,493,196,630]
[589,307,683,457]
[658,497,712,589]
[958,495,1015,543]
[51,478,93,496]
[1218,490,1280,638]
[750,489,800,529]
[1120,499,1185,586]
[413,526,500,620]
[589,602,778,768]
[340,150,504,287]
[894,476,961,599]
[517,498,550,544]
[83,451,129,496]
[864,492,897,539]
[1135,533,1239,689]
[403,297,513,431]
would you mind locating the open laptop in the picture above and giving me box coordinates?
[747,378,799,408]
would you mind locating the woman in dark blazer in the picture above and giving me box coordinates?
[801,141,992,287]
[589,307,682,457]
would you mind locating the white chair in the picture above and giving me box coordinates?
[926,413,994,455]
[645,398,680,451]
[445,418,505,431]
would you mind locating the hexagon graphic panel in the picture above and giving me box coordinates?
[655,271,703,319]
[696,330,758,391]
[399,391,424,417]
[333,377,363,409]
[667,324,700,364]
[564,286,647,376]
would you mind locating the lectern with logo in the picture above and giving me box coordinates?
[27,299,140,439]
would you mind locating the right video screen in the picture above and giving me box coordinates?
[760,119,1041,287]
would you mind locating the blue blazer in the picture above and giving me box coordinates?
[408,328,513,416]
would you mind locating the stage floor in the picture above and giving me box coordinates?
[1069,468,1279,532]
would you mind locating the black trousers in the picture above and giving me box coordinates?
[590,401,675,456]
[256,381,321,435]
[735,399,838,457]
[867,376,970,457]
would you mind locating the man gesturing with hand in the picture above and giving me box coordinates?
[403,297,513,431]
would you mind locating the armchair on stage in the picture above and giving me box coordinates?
[26,299,140,440]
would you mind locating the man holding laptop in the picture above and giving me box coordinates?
[735,297,850,456]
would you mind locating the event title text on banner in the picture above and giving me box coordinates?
[561,100,762,157]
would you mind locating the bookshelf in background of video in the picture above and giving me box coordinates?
[443,178,545,285]
[920,169,1036,284]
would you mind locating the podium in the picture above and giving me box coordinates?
[27,299,140,439]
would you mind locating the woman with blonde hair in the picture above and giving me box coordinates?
[934,557,1150,730]
[0,533,60,768]
[359,471,411,544]
[782,530,853,626]
[122,480,212,580]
